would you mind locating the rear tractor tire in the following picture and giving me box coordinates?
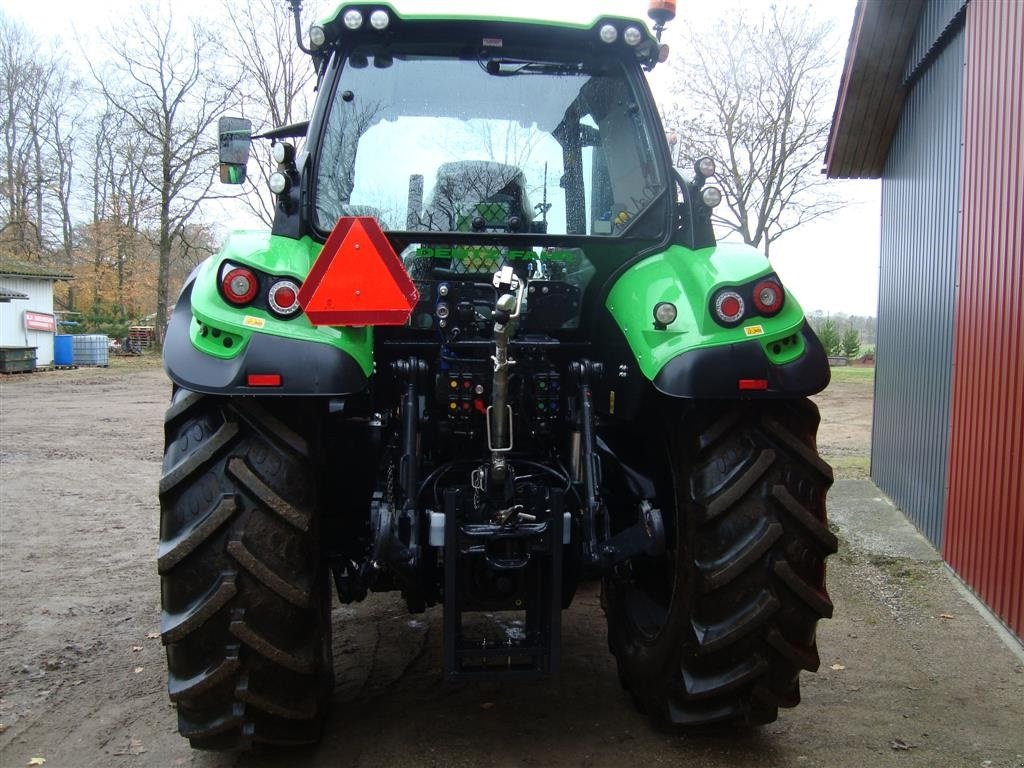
[604,398,836,728]
[158,389,334,749]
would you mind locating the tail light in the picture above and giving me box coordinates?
[268,279,301,317]
[713,289,745,325]
[752,279,785,316]
[222,265,258,305]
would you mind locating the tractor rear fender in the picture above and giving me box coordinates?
[605,242,830,398]
[163,232,372,396]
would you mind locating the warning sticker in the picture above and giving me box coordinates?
[744,325,765,337]
[242,315,266,329]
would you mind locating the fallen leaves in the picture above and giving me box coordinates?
[131,646,143,653]
[939,613,955,620]
[890,738,916,751]
[27,759,46,767]
[132,667,144,674]
[145,632,160,640]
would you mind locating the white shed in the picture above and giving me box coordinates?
[0,259,74,367]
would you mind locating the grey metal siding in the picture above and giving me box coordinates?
[904,0,967,80]
[874,25,965,547]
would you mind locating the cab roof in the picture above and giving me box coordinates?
[321,1,654,31]
[315,2,663,67]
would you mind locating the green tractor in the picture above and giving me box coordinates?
[159,0,835,749]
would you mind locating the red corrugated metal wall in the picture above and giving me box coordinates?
[944,0,1024,639]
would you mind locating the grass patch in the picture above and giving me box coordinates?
[108,349,164,371]
[829,366,875,383]
[825,456,870,480]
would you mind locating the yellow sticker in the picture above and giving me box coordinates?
[242,315,265,329]
[744,324,765,337]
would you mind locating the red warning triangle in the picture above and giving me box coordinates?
[298,217,418,326]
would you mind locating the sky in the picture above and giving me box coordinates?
[5,0,881,317]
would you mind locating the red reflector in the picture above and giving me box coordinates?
[298,217,418,326]
[738,379,769,391]
[247,374,282,387]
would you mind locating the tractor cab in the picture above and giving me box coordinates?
[282,7,683,345]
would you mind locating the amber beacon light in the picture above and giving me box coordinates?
[648,1,676,26]
[647,1,676,39]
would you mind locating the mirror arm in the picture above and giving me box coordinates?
[254,121,310,141]
[285,0,314,55]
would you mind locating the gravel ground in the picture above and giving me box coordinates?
[1,360,1022,768]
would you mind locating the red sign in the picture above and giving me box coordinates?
[298,217,418,326]
[24,311,56,332]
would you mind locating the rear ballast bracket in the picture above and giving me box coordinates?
[442,486,563,681]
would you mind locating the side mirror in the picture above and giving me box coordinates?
[218,117,252,184]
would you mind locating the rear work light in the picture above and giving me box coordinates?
[268,279,302,317]
[343,9,363,29]
[222,265,258,305]
[752,278,785,316]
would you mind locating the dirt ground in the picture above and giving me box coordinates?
[813,366,875,480]
[1,360,1022,768]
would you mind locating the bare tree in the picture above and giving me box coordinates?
[664,6,842,257]
[0,13,37,254]
[0,13,79,260]
[224,0,315,225]
[315,97,386,224]
[45,65,82,266]
[90,2,239,340]
[83,107,154,313]
[424,161,527,232]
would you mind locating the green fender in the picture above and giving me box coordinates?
[605,242,829,398]
[163,231,374,395]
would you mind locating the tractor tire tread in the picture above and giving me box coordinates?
[159,420,240,495]
[158,495,237,573]
[168,648,241,701]
[227,535,312,608]
[160,572,238,643]
[159,392,330,751]
[606,398,834,729]
[226,456,312,532]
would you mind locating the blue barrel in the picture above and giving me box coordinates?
[54,334,74,365]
